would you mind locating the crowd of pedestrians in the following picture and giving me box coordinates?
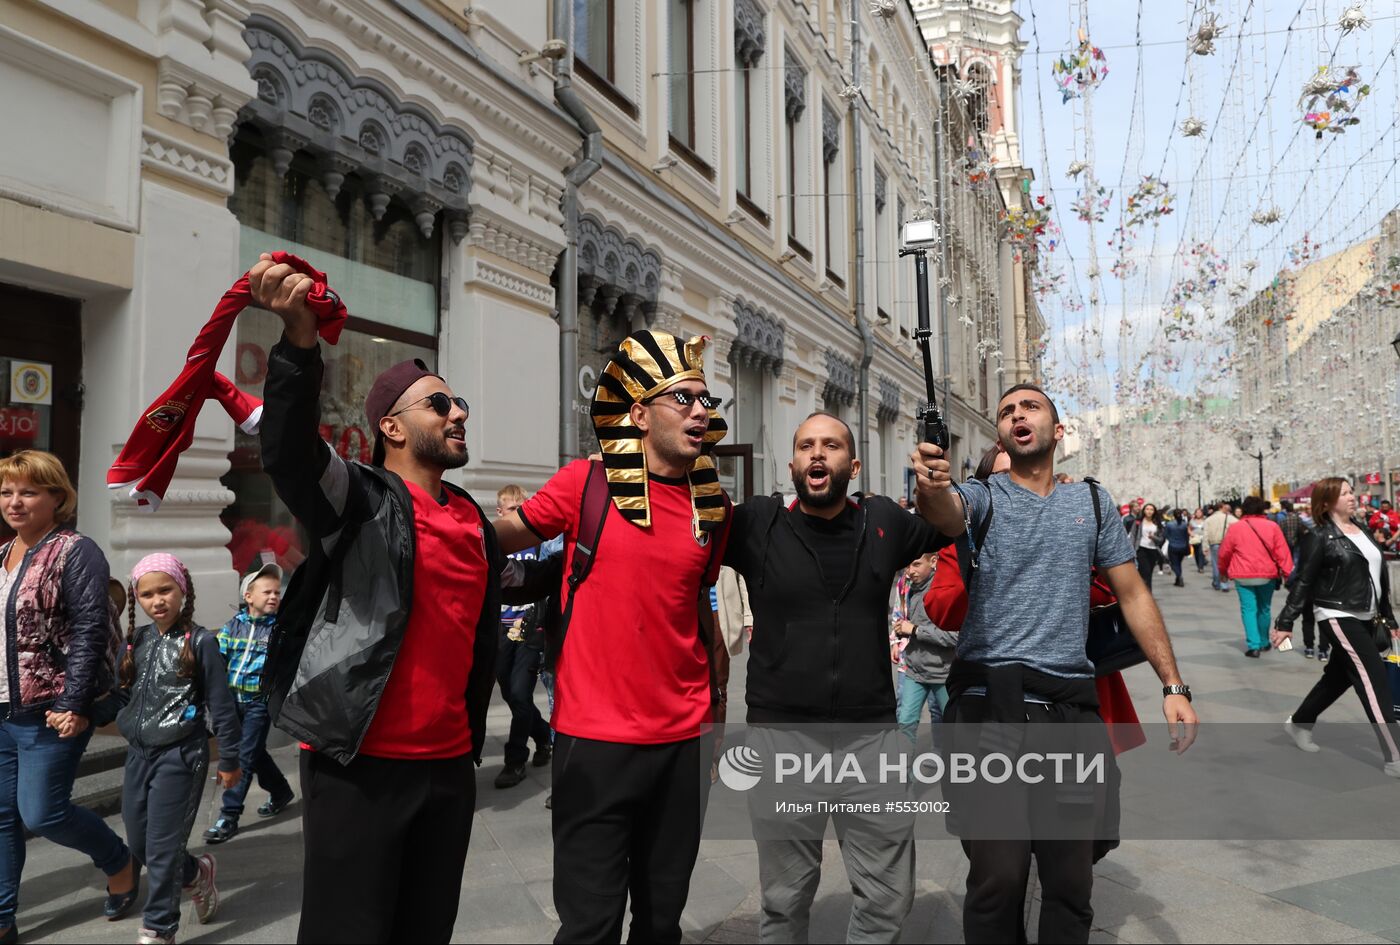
[5,249,1398,945]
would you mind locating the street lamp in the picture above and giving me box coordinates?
[1237,427,1283,499]
[1200,461,1213,507]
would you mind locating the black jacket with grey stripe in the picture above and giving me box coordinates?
[259,338,504,766]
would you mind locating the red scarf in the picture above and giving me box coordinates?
[108,252,346,510]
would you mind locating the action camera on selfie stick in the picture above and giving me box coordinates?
[899,219,949,453]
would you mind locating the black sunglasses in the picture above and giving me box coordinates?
[389,392,470,419]
[645,391,722,410]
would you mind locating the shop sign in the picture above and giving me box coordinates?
[9,361,52,405]
[0,407,38,440]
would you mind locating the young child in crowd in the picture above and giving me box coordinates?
[116,554,242,945]
[203,562,295,844]
[892,552,958,744]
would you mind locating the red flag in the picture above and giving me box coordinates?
[107,252,345,510]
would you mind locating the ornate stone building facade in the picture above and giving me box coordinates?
[0,0,1038,617]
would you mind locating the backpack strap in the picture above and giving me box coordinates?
[1084,476,1104,566]
[958,484,994,590]
[567,460,610,593]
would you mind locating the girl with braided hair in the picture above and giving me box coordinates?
[115,554,242,944]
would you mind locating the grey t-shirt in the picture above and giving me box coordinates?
[957,473,1135,678]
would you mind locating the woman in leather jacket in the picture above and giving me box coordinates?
[1274,477,1400,776]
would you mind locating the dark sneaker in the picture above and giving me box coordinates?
[257,794,294,818]
[1304,647,1315,659]
[544,793,553,809]
[137,929,175,944]
[495,764,527,789]
[1245,649,1261,658]
[202,818,238,845]
[532,744,553,768]
[1318,648,1330,662]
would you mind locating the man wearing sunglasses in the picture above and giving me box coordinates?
[247,254,513,944]
[494,329,731,944]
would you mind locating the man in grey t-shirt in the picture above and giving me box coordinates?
[908,383,1199,945]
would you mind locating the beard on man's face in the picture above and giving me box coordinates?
[409,423,469,470]
[792,461,853,509]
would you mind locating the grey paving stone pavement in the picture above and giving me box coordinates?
[12,570,1400,942]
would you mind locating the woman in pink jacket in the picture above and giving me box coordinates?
[1216,495,1294,657]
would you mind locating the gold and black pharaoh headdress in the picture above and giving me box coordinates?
[591,330,728,539]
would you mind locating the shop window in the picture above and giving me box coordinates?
[222,143,440,573]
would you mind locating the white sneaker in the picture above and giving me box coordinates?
[186,853,218,924]
[1285,717,1320,753]
[137,930,175,944]
[1384,762,1400,779]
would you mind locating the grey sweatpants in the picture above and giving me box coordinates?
[122,734,208,936]
[744,728,914,944]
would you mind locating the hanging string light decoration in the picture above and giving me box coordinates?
[1071,184,1112,223]
[1123,175,1174,228]
[1364,254,1400,307]
[1338,6,1372,35]
[1187,12,1226,56]
[1001,194,1053,248]
[1180,116,1206,137]
[1299,66,1372,138]
[1052,29,1109,103]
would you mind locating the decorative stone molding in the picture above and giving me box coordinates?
[141,127,236,195]
[238,15,472,238]
[650,307,685,336]
[152,0,257,138]
[873,166,888,214]
[785,48,807,121]
[735,0,767,68]
[822,349,858,407]
[470,260,555,307]
[822,102,840,164]
[466,210,565,277]
[577,213,663,306]
[877,375,901,422]
[731,299,786,375]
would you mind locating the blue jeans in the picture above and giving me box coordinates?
[1210,543,1230,590]
[220,700,293,820]
[1236,583,1275,651]
[897,673,948,743]
[0,716,131,927]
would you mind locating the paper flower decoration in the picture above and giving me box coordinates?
[1365,254,1400,307]
[1188,13,1225,56]
[1299,66,1371,137]
[1124,175,1174,228]
[1251,207,1281,225]
[1067,160,1089,178]
[1072,184,1112,223]
[1001,195,1053,246]
[1338,6,1371,35]
[1052,33,1109,102]
[1181,117,1206,137]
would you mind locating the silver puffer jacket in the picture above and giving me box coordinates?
[116,624,241,769]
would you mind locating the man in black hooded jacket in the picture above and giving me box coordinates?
[722,411,948,942]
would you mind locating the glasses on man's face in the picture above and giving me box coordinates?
[645,391,722,411]
[389,392,470,419]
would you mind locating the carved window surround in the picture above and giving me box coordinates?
[731,298,786,375]
[238,15,473,241]
[877,374,901,422]
[572,213,664,328]
[822,348,857,407]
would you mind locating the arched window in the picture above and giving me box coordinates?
[967,63,992,134]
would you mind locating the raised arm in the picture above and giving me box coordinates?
[250,254,354,542]
[910,443,965,537]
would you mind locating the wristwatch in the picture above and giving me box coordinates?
[1163,684,1192,702]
